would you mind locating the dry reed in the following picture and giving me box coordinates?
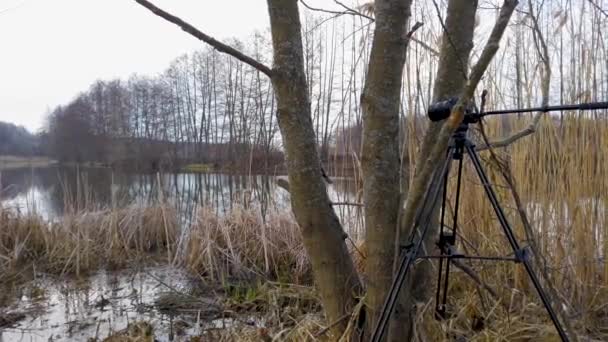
[0,204,178,278]
[183,206,312,284]
[411,113,608,341]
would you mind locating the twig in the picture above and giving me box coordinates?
[403,22,424,47]
[476,114,542,150]
[134,0,272,77]
[333,0,375,20]
[314,313,351,338]
[411,37,439,56]
[300,0,349,16]
[300,0,374,21]
[331,202,364,207]
[451,259,500,300]
[586,0,608,19]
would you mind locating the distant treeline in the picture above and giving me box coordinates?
[0,121,42,157]
[42,44,286,172]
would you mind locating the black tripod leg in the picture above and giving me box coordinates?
[370,154,452,342]
[435,148,452,318]
[436,151,465,318]
[464,143,570,342]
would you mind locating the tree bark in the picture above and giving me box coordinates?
[360,0,413,335]
[390,1,519,340]
[266,0,362,337]
[391,1,477,340]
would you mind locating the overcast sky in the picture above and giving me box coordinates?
[0,0,284,132]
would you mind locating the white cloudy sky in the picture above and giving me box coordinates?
[0,0,304,132]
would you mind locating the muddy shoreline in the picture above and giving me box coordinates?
[1,266,319,341]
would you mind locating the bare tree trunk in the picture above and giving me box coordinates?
[389,2,478,340]
[266,0,362,337]
[359,0,413,335]
[392,0,518,339]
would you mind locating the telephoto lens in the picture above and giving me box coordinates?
[427,97,459,122]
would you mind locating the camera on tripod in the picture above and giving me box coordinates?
[427,97,481,123]
[427,97,460,122]
[427,96,608,122]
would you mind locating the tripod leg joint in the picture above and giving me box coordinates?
[514,246,530,263]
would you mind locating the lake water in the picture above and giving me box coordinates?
[0,266,256,342]
[0,166,363,233]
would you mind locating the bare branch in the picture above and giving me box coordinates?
[299,0,375,21]
[299,0,350,16]
[411,37,439,56]
[478,0,549,150]
[134,0,273,77]
[587,0,608,19]
[402,21,424,46]
[466,0,519,98]
[333,0,374,20]
[476,113,541,150]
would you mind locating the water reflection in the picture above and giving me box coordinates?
[0,167,362,233]
[0,267,214,342]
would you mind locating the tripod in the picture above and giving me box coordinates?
[370,116,569,342]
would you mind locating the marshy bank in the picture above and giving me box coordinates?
[0,198,606,341]
[0,205,328,341]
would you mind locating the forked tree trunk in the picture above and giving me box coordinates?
[360,0,413,334]
[266,0,362,337]
[134,1,515,339]
[390,1,479,340]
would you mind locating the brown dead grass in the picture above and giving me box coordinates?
[408,114,608,341]
[0,204,178,278]
[184,206,312,284]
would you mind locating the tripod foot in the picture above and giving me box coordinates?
[435,305,447,320]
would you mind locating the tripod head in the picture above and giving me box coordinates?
[427,97,608,123]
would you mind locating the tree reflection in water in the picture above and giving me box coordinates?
[0,166,363,235]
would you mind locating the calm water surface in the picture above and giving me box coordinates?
[0,166,362,232]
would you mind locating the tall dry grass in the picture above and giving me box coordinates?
[0,204,178,278]
[0,202,314,285]
[412,113,608,340]
[183,206,312,284]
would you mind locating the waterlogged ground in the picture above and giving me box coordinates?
[0,267,251,341]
